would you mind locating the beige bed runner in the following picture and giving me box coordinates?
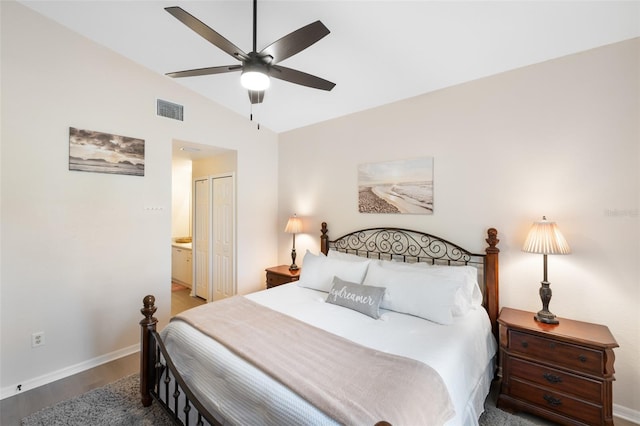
[174,296,455,426]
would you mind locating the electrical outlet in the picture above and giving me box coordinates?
[31,332,45,348]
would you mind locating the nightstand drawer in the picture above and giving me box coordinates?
[267,273,298,287]
[509,330,604,376]
[510,378,603,425]
[510,357,602,402]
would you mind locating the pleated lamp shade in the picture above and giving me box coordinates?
[522,216,571,255]
[284,215,302,234]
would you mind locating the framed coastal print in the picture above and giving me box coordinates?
[358,157,433,214]
[69,127,145,176]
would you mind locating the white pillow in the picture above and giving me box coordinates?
[376,261,482,316]
[419,265,483,314]
[297,250,371,292]
[363,261,460,325]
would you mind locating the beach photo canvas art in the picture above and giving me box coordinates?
[358,157,433,214]
[69,127,145,176]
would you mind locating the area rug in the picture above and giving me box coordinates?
[22,374,536,426]
[480,401,538,426]
[21,374,173,426]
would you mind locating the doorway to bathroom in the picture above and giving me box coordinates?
[171,140,237,312]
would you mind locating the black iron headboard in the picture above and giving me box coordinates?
[322,226,483,265]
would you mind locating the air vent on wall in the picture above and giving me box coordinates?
[157,99,184,121]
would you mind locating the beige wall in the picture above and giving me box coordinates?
[193,151,238,179]
[172,156,192,238]
[1,1,279,397]
[279,39,640,419]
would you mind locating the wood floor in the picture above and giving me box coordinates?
[171,283,206,316]
[0,285,205,426]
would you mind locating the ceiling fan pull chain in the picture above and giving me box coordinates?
[250,102,260,130]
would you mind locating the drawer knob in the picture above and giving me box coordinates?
[578,355,587,363]
[543,373,563,384]
[521,341,529,348]
[543,394,562,407]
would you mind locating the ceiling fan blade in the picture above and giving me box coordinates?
[260,21,330,64]
[166,65,242,78]
[248,90,265,104]
[165,7,248,61]
[270,66,335,91]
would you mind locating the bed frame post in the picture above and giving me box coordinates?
[485,228,500,340]
[140,295,158,407]
[320,222,329,255]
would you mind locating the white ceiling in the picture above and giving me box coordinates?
[19,1,640,133]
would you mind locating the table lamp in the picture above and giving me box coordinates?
[284,214,302,271]
[522,216,571,324]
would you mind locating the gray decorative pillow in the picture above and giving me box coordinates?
[326,277,386,319]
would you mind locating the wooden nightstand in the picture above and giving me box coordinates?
[265,265,300,289]
[497,307,618,426]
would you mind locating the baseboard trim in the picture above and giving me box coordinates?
[0,344,138,400]
[615,404,640,425]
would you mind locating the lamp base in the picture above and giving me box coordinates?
[534,282,560,324]
[535,280,559,324]
[534,310,559,324]
[289,247,298,271]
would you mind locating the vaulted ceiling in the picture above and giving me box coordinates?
[19,1,640,133]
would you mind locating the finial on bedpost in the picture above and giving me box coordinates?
[484,229,500,343]
[321,222,329,255]
[141,295,157,323]
[486,228,499,253]
[140,295,158,407]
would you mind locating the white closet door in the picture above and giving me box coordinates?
[193,178,210,300]
[212,176,235,301]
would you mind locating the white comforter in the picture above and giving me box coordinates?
[161,283,497,426]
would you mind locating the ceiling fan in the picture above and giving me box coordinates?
[165,1,336,105]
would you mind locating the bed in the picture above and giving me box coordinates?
[140,222,500,426]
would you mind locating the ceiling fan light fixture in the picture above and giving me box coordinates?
[241,70,270,91]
